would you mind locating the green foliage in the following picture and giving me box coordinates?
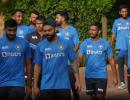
[0,0,114,41]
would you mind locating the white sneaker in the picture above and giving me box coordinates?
[118,82,126,89]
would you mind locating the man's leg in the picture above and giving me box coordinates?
[8,86,25,100]
[118,56,126,89]
[0,87,8,100]
[95,78,107,100]
[56,89,71,100]
[86,78,97,100]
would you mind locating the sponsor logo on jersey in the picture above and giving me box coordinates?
[2,52,22,57]
[117,23,121,26]
[126,22,129,26]
[32,36,38,39]
[117,26,130,30]
[45,53,65,59]
[2,45,9,49]
[86,50,102,55]
[97,88,104,92]
[45,48,52,51]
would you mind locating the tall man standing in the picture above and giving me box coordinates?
[0,19,32,100]
[78,23,118,100]
[33,19,80,100]
[111,5,130,89]
[55,11,80,100]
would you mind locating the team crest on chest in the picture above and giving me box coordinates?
[16,44,21,50]
[98,45,103,49]
[65,32,69,37]
[58,45,64,50]
[126,22,129,26]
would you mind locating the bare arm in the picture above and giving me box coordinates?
[69,53,84,92]
[110,34,116,46]
[108,56,118,86]
[74,43,80,53]
[33,64,41,88]
[25,59,32,87]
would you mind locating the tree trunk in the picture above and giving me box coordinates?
[0,12,4,38]
[101,15,108,40]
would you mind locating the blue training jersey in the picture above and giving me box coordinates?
[79,38,113,79]
[17,25,30,39]
[112,17,130,49]
[0,36,32,87]
[57,25,80,46]
[34,37,76,89]
[27,25,36,34]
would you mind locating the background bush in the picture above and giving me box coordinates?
[0,0,115,41]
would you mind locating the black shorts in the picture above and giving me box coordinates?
[85,78,107,95]
[0,86,25,100]
[38,89,71,100]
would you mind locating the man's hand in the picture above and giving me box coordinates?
[33,86,40,97]
[75,79,81,93]
[113,77,118,87]
[25,86,32,100]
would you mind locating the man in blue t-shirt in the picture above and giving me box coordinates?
[78,23,118,100]
[27,10,40,34]
[33,19,80,100]
[55,11,80,100]
[0,19,32,100]
[111,5,130,89]
[117,32,130,94]
[12,9,30,39]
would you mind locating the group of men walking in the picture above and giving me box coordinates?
[0,4,130,100]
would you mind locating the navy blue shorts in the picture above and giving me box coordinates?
[0,86,25,100]
[85,78,107,95]
[38,89,71,100]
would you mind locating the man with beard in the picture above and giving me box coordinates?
[27,15,45,54]
[28,10,40,34]
[33,19,81,100]
[27,15,45,100]
[0,19,32,100]
[117,31,130,94]
[55,10,80,100]
[111,5,130,89]
[78,23,118,100]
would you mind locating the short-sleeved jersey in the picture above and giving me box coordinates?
[79,38,113,79]
[0,36,32,87]
[34,37,76,89]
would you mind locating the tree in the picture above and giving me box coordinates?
[0,0,115,40]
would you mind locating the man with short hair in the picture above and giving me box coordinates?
[12,9,30,39]
[33,19,80,100]
[78,23,118,100]
[55,10,80,100]
[111,5,130,89]
[27,15,45,100]
[0,19,32,100]
[27,15,45,52]
[28,10,40,34]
